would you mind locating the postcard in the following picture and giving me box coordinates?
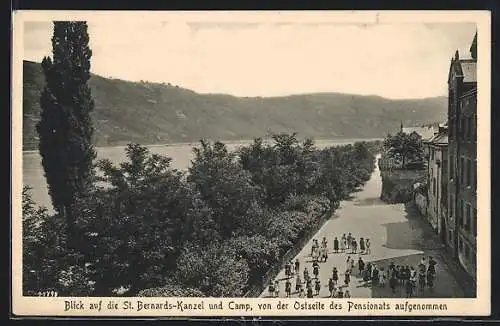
[11,10,491,317]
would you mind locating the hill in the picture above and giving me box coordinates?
[22,60,448,150]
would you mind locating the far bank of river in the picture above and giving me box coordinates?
[21,138,382,211]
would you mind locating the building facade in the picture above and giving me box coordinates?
[447,32,477,281]
[425,125,448,235]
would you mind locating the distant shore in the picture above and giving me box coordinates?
[22,137,384,154]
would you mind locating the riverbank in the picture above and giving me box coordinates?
[22,137,384,154]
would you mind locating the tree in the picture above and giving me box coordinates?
[74,144,211,295]
[36,21,96,244]
[383,131,424,169]
[188,140,264,239]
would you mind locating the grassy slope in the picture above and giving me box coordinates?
[22,60,447,150]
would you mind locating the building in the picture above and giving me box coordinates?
[447,32,477,281]
[401,124,438,142]
[424,123,448,236]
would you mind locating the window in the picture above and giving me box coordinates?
[462,117,469,140]
[460,118,465,139]
[459,200,464,226]
[449,195,454,224]
[473,160,477,189]
[473,208,477,237]
[468,117,474,140]
[460,157,465,184]
[450,155,454,179]
[464,243,470,260]
[466,159,472,186]
[464,203,471,232]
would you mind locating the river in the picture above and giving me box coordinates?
[21,138,382,211]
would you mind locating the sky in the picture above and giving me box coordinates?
[22,18,477,99]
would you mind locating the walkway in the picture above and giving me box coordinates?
[260,157,470,298]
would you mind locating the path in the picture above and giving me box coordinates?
[260,156,469,298]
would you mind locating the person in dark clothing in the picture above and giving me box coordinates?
[315,279,321,296]
[307,286,313,298]
[358,257,365,275]
[328,278,335,297]
[295,275,302,293]
[285,262,291,278]
[285,279,291,297]
[334,237,339,253]
[344,270,351,287]
[313,264,320,279]
[428,257,437,275]
[389,275,397,293]
[332,267,339,286]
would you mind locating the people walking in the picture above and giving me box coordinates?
[268,280,275,297]
[405,277,414,298]
[359,237,365,254]
[341,234,347,252]
[274,280,280,297]
[307,285,313,298]
[389,274,397,294]
[344,269,351,287]
[315,279,321,296]
[352,238,358,254]
[312,260,320,278]
[365,238,371,254]
[332,267,339,286]
[358,257,365,276]
[428,256,437,276]
[303,267,309,282]
[334,237,339,253]
[295,275,302,293]
[347,233,352,249]
[311,239,318,256]
[285,261,291,279]
[344,289,351,298]
[372,265,379,286]
[285,279,291,297]
[328,278,335,297]
[321,246,328,262]
[295,259,300,275]
[346,256,352,273]
[379,267,386,287]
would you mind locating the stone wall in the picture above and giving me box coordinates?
[380,169,427,204]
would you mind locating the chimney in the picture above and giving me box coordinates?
[454,50,460,61]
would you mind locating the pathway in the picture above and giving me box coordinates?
[260,156,468,298]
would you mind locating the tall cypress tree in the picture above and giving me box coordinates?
[36,21,96,244]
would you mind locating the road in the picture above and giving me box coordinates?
[260,157,468,298]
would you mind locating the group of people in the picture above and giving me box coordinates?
[267,232,438,298]
[356,256,438,298]
[310,234,372,260]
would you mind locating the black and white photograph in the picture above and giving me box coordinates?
[12,11,490,316]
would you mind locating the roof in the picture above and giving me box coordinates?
[402,126,437,141]
[428,132,448,146]
[448,59,477,84]
[460,61,477,83]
